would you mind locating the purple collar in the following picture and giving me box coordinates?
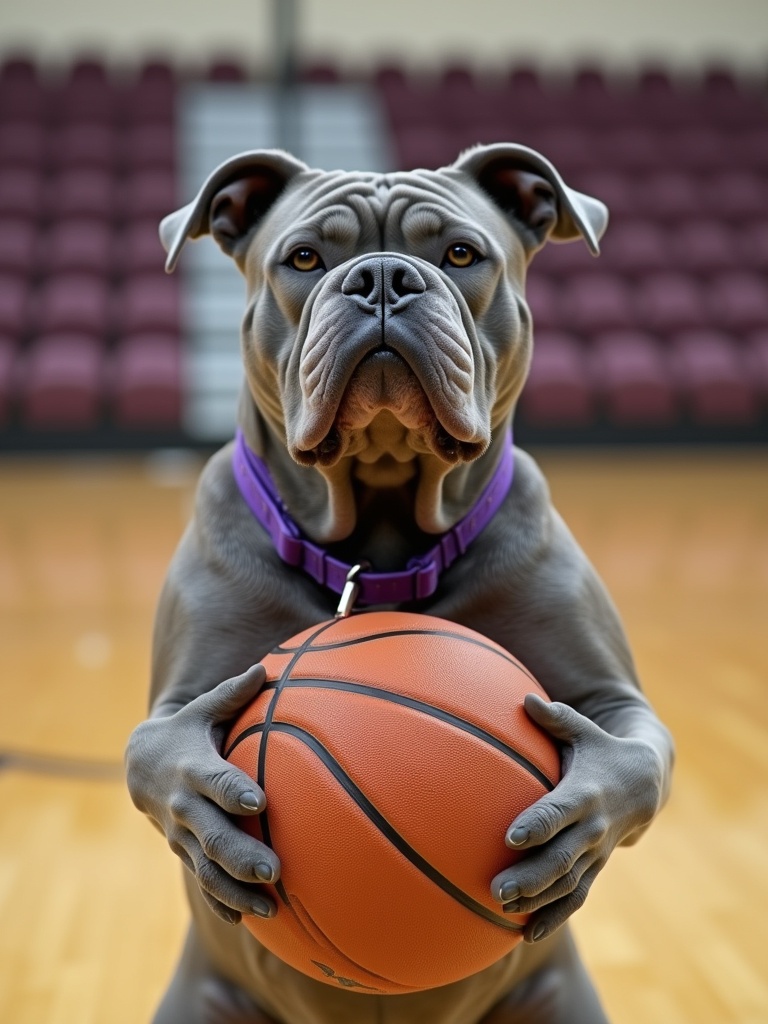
[232,429,514,606]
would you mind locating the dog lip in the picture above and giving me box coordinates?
[293,366,488,467]
[301,421,486,469]
[293,321,487,466]
[358,347,404,365]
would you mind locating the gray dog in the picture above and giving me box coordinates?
[125,143,674,1024]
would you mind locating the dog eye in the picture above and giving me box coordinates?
[288,247,324,272]
[443,243,479,268]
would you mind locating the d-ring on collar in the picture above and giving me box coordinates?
[232,429,514,607]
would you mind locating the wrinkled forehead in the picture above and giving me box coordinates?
[265,166,506,248]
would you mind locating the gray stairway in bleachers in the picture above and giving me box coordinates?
[178,84,393,442]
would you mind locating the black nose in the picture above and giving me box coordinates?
[342,257,426,311]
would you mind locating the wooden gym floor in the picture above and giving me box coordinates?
[0,446,766,1024]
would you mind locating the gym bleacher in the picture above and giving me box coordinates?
[1,54,766,449]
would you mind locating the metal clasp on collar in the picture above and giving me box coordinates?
[335,562,371,618]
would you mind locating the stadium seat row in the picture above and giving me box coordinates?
[1,54,766,442]
[526,272,768,336]
[0,123,175,171]
[0,332,181,430]
[0,275,178,340]
[536,219,768,279]
[0,168,176,223]
[0,58,175,125]
[4,328,767,434]
[376,65,768,131]
[0,219,166,280]
[522,329,768,427]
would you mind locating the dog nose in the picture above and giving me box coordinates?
[342,257,426,311]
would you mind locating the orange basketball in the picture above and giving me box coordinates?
[224,611,560,994]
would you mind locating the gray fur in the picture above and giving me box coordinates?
[126,144,671,1024]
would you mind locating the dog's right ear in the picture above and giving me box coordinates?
[159,149,309,272]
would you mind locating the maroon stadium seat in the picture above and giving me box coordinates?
[635,273,707,335]
[560,273,634,335]
[0,169,43,220]
[744,330,768,402]
[48,169,114,221]
[660,128,732,174]
[300,62,342,84]
[590,330,677,424]
[34,274,111,338]
[440,90,497,135]
[741,221,768,273]
[395,127,455,171]
[120,125,176,172]
[703,171,767,223]
[111,333,182,427]
[561,66,622,129]
[525,275,561,333]
[505,66,559,128]
[206,58,248,82]
[50,123,116,171]
[0,59,45,121]
[381,86,440,133]
[670,330,758,424]
[600,220,670,277]
[0,275,29,337]
[114,275,179,336]
[534,236,597,279]
[628,67,694,128]
[597,129,664,174]
[520,331,594,425]
[730,128,768,172]
[0,55,38,84]
[122,60,176,125]
[373,64,408,92]
[50,58,117,123]
[507,66,545,93]
[573,171,638,221]
[695,78,765,129]
[440,65,475,91]
[535,128,596,176]
[707,273,768,334]
[669,220,740,277]
[115,220,167,277]
[120,170,177,221]
[0,123,45,170]
[0,220,37,278]
[638,172,703,222]
[39,220,113,278]
[21,332,105,428]
[0,334,17,424]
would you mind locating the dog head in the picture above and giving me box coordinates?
[161,145,606,541]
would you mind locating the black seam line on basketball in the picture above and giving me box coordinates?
[271,722,525,935]
[220,722,296,904]
[223,723,264,761]
[258,619,341,908]
[271,629,538,686]
[290,896,390,989]
[277,679,555,792]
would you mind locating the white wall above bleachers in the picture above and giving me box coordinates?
[1,0,767,73]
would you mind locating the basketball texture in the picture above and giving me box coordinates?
[224,611,560,994]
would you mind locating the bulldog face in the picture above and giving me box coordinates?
[161,145,607,538]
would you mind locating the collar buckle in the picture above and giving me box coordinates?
[335,562,372,618]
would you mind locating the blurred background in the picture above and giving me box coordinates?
[0,2,766,1022]
[1,0,767,447]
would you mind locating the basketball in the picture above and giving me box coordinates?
[224,611,560,994]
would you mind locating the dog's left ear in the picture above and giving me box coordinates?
[453,143,608,256]
[159,149,310,272]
